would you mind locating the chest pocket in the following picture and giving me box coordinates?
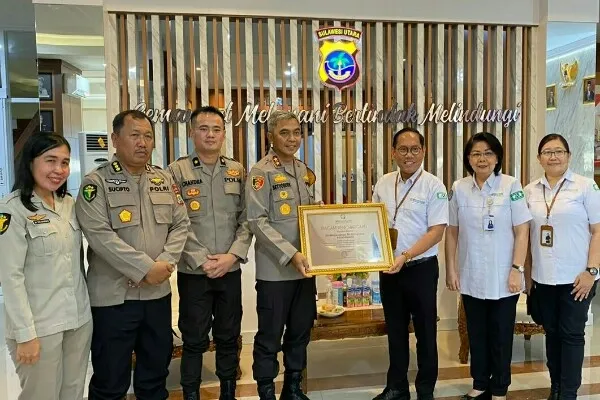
[107,193,140,229]
[27,223,60,257]
[403,195,427,213]
[149,193,174,224]
[490,194,510,218]
[272,188,297,221]
[224,181,242,212]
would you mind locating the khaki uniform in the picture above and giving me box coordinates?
[75,155,205,399]
[246,149,318,386]
[0,191,92,400]
[167,154,252,274]
[245,149,316,281]
[167,153,253,392]
[75,156,203,307]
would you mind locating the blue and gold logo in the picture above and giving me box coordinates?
[316,27,361,91]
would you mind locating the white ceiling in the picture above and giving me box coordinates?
[31,4,600,75]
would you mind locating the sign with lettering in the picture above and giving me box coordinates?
[135,101,521,128]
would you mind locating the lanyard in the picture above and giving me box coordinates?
[392,170,423,225]
[542,179,566,223]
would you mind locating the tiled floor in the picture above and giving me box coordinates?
[2,300,598,399]
[150,300,600,399]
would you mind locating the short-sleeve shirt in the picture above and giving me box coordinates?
[372,167,448,259]
[524,169,600,284]
[449,173,532,299]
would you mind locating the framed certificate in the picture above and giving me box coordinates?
[298,203,394,275]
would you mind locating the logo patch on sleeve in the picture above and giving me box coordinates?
[510,190,524,201]
[82,184,98,202]
[0,213,11,235]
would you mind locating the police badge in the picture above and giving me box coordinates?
[316,27,362,91]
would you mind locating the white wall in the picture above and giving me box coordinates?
[548,0,599,22]
[31,0,540,25]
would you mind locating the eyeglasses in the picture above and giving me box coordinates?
[469,151,496,159]
[540,149,568,158]
[395,146,422,155]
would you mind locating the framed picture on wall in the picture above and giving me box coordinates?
[546,84,557,110]
[40,109,54,132]
[583,75,595,105]
[38,73,53,101]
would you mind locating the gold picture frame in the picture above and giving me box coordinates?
[546,84,556,110]
[298,203,394,275]
[583,75,595,105]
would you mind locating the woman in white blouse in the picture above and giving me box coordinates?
[445,132,531,400]
[524,133,599,400]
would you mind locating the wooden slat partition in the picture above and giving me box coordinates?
[109,13,535,204]
[188,17,196,110]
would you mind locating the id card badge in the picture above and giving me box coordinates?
[483,215,495,231]
[540,224,554,247]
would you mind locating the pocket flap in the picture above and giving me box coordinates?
[27,224,58,239]
[150,192,174,205]
[224,182,241,195]
[107,194,136,207]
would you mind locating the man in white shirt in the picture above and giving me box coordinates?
[371,128,448,400]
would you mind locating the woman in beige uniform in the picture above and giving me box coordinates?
[0,132,92,400]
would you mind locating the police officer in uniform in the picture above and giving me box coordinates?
[168,106,252,400]
[246,110,317,400]
[76,110,205,400]
[371,128,448,400]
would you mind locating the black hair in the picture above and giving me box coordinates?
[189,106,226,127]
[392,127,425,148]
[463,132,504,176]
[112,109,154,134]
[537,133,570,155]
[12,132,71,212]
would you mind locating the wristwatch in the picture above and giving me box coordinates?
[587,267,599,276]
[401,251,413,263]
[512,264,525,273]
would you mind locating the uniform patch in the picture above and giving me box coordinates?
[186,188,200,197]
[280,203,291,215]
[176,194,184,206]
[273,174,287,183]
[252,176,265,191]
[227,169,241,177]
[150,177,164,186]
[182,179,202,187]
[0,213,11,235]
[192,157,201,167]
[436,192,447,199]
[145,164,152,172]
[111,161,122,172]
[219,156,226,166]
[172,184,181,195]
[279,190,289,200]
[594,184,599,191]
[82,184,98,202]
[272,156,282,168]
[510,190,524,201]
[106,178,127,185]
[119,209,132,223]
[189,200,201,211]
[272,182,292,190]
[27,214,50,224]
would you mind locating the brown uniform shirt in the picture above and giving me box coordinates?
[167,154,252,274]
[75,156,204,307]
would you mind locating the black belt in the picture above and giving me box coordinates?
[404,255,436,268]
